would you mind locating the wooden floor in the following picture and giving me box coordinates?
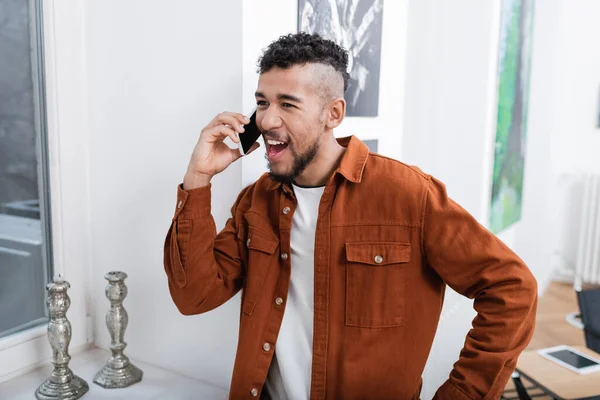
[502,281,587,399]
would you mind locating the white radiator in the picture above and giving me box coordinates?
[575,174,600,286]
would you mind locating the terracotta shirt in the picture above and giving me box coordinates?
[163,136,538,400]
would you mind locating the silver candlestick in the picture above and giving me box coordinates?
[93,271,142,388]
[35,278,89,400]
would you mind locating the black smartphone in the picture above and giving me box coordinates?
[238,109,261,155]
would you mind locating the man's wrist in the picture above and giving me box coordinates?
[183,170,212,190]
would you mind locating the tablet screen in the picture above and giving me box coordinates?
[547,349,600,369]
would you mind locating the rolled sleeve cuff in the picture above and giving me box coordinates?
[173,183,212,220]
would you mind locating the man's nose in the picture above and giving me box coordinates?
[260,108,283,131]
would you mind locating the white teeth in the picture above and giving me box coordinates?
[267,139,285,145]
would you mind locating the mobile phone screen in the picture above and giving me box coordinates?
[239,110,261,154]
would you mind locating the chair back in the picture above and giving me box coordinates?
[577,287,600,353]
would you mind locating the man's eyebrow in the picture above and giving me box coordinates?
[278,93,303,103]
[254,91,303,103]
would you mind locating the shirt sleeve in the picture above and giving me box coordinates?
[163,183,247,315]
[421,177,538,400]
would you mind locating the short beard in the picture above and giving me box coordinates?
[267,136,321,184]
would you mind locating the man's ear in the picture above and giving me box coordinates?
[326,97,346,129]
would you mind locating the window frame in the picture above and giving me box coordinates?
[0,0,93,382]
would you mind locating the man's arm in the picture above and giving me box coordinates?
[421,177,538,400]
[163,111,258,315]
[163,182,249,315]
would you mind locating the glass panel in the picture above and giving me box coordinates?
[0,0,53,339]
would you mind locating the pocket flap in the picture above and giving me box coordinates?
[345,242,411,265]
[247,226,279,254]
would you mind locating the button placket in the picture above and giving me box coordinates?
[280,203,292,263]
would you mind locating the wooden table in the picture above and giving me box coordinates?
[514,345,600,400]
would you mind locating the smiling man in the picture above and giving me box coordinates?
[163,33,538,400]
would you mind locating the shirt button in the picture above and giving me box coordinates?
[246,238,251,246]
[250,388,258,397]
[263,342,271,351]
[282,207,291,215]
[374,255,383,264]
[177,200,183,209]
[280,253,288,260]
[275,297,284,306]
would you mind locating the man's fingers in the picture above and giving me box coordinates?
[204,124,239,144]
[220,115,246,133]
[207,112,250,132]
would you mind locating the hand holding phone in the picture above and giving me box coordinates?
[184,111,259,190]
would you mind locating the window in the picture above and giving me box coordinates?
[0,0,53,339]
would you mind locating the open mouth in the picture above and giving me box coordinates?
[265,139,289,160]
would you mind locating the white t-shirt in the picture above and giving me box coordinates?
[265,184,325,400]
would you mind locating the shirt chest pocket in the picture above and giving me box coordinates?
[240,225,279,316]
[345,242,411,328]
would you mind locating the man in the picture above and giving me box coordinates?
[163,32,537,399]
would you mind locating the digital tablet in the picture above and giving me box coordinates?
[537,345,600,375]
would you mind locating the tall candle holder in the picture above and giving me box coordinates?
[93,271,142,388]
[35,278,89,400]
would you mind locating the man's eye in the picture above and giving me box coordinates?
[256,100,268,107]
[282,103,294,108]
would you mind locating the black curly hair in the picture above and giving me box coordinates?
[258,32,350,93]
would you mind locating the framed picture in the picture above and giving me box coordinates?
[489,0,535,234]
[298,0,384,117]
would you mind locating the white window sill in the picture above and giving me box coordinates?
[0,347,229,399]
[0,325,47,352]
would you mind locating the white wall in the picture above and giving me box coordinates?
[549,0,600,176]
[241,0,409,186]
[84,0,243,389]
[547,0,600,280]
[402,1,501,221]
